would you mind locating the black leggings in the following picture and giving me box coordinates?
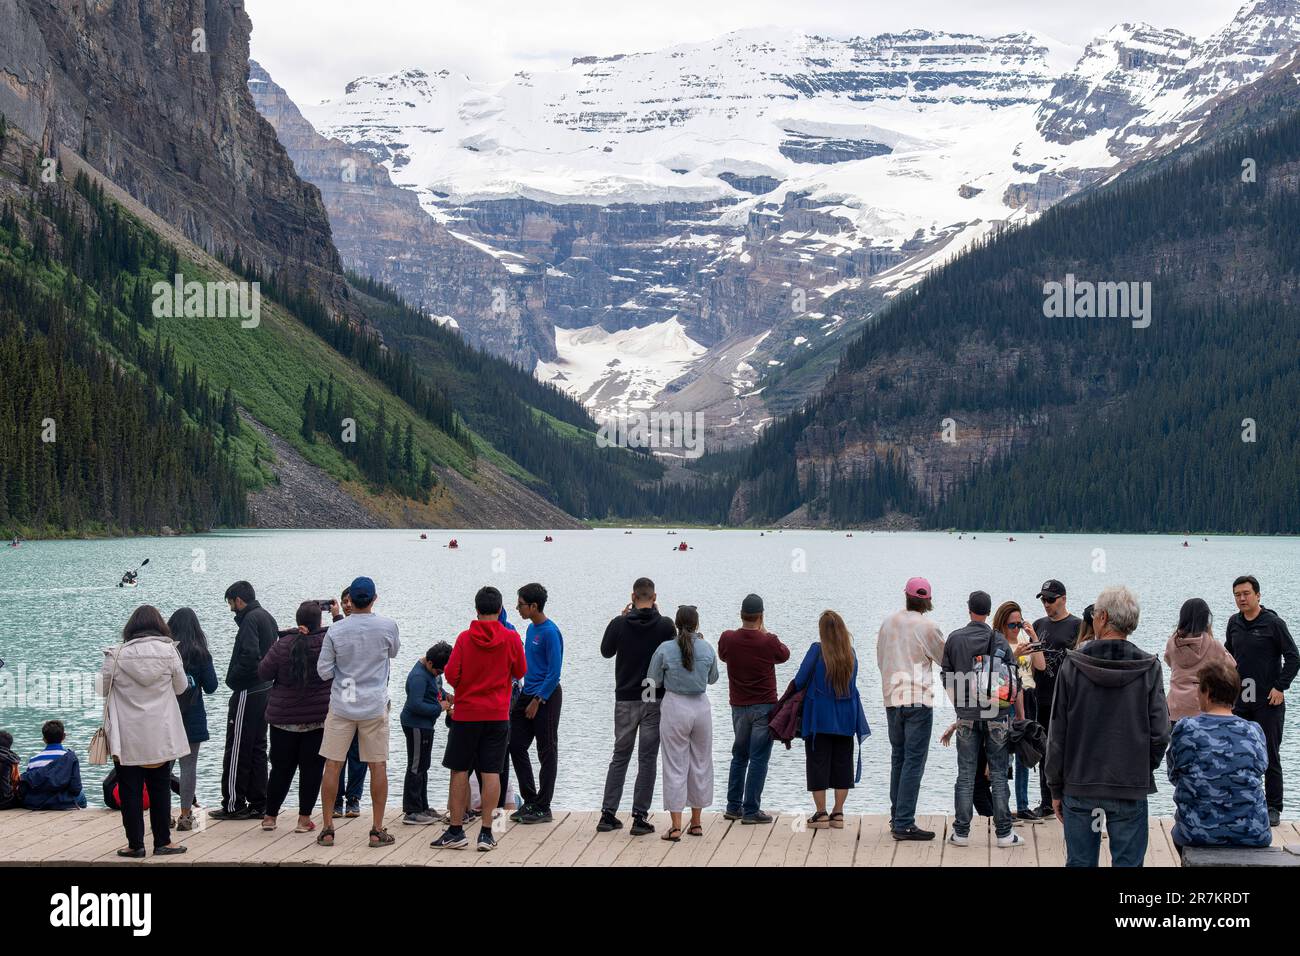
[118,762,173,850]
[266,727,326,818]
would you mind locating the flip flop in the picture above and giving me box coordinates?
[661,827,682,842]
[316,827,335,847]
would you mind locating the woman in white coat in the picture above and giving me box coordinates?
[101,605,191,857]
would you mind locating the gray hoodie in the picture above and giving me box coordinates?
[1044,638,1171,802]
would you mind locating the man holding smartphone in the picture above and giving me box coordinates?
[1031,579,1080,819]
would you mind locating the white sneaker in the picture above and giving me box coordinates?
[997,832,1026,848]
[947,831,970,846]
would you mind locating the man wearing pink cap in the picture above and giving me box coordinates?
[875,577,946,840]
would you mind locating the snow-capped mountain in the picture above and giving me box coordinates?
[264,0,1300,446]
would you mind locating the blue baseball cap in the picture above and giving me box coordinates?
[349,576,376,604]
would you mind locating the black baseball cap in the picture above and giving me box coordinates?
[1036,580,1066,600]
[968,590,992,616]
[741,594,764,615]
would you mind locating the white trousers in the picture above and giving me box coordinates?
[659,691,713,812]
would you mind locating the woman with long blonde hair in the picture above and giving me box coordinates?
[792,610,871,829]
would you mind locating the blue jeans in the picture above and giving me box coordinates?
[1014,752,1030,812]
[954,718,1012,838]
[1062,795,1149,867]
[726,704,774,817]
[885,705,933,831]
[334,733,367,806]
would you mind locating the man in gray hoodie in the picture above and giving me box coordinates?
[1045,585,1171,867]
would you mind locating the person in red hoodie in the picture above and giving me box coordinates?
[430,586,526,852]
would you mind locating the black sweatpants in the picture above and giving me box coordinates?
[509,685,563,812]
[1236,702,1285,811]
[118,762,173,850]
[265,726,326,818]
[403,725,435,815]
[221,688,269,813]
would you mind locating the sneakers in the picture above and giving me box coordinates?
[520,807,554,824]
[891,826,936,841]
[596,810,623,832]
[402,812,438,826]
[430,828,469,849]
[1269,808,1282,827]
[333,802,344,817]
[207,806,254,821]
[508,803,532,823]
[477,829,497,852]
[344,800,362,818]
[947,831,970,847]
[1034,804,1054,819]
[1014,810,1044,825]
[997,832,1027,848]
[629,813,655,836]
[723,809,743,821]
[741,811,774,825]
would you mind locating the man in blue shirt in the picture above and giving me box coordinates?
[508,582,563,824]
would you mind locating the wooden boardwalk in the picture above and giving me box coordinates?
[6,808,1294,866]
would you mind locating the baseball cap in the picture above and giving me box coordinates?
[968,590,992,616]
[1036,579,1066,600]
[741,593,764,615]
[349,576,376,604]
[905,577,932,600]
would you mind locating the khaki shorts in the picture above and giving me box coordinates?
[320,708,389,763]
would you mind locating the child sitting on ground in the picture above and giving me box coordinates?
[21,720,87,810]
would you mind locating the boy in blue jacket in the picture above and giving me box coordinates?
[401,643,452,825]
[21,721,87,810]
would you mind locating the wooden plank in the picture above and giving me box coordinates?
[805,814,861,867]
[992,818,1035,866]
[611,815,684,868]
[1034,815,1067,867]
[24,812,127,865]
[854,815,898,868]
[754,812,814,867]
[1144,818,1179,868]
[572,814,656,867]
[477,813,569,867]
[708,811,776,867]
[893,813,946,867]
[680,814,736,867]
[525,811,600,867]
[0,810,117,862]
[945,817,990,867]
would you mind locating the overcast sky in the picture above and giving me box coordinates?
[245,0,1244,105]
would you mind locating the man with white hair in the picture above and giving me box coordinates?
[1044,585,1171,866]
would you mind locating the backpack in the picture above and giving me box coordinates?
[972,631,1018,714]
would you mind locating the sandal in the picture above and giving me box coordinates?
[661,827,682,842]
[295,820,317,833]
[829,812,845,829]
[261,818,277,831]
[316,826,335,847]
[808,811,831,829]
[686,823,703,837]
[369,827,395,847]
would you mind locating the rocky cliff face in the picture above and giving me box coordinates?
[0,0,347,313]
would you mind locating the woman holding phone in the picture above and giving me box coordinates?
[992,601,1046,822]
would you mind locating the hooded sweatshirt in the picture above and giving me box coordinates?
[258,628,332,726]
[1164,632,1235,722]
[444,619,527,722]
[600,606,678,701]
[1045,639,1171,802]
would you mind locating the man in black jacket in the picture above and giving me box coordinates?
[596,577,676,836]
[1227,575,1299,826]
[1045,585,1170,867]
[210,581,278,820]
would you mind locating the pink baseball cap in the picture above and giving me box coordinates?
[905,577,932,599]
